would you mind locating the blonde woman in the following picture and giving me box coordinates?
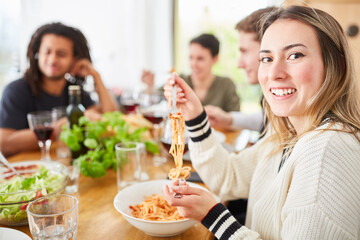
[163,6,360,239]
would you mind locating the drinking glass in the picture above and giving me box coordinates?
[139,91,167,165]
[161,117,189,157]
[56,158,80,194]
[115,142,148,191]
[119,89,140,114]
[52,106,70,159]
[27,111,56,161]
[27,194,79,240]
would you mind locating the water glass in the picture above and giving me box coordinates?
[66,165,80,193]
[27,194,78,240]
[115,142,148,191]
[52,106,70,159]
[56,158,80,194]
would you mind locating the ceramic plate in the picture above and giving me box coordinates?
[0,227,31,240]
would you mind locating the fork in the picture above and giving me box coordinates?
[173,179,184,198]
[0,152,21,177]
[169,74,183,198]
[170,81,178,114]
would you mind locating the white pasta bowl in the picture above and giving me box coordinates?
[114,179,206,237]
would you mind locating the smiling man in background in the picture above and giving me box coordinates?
[204,7,277,225]
[0,22,117,157]
[205,7,277,133]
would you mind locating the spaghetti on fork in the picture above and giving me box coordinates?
[168,112,191,180]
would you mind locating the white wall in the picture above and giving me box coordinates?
[19,0,173,91]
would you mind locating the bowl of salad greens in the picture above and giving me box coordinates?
[0,160,69,226]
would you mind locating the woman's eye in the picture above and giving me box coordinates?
[288,52,304,60]
[57,53,66,58]
[260,57,272,63]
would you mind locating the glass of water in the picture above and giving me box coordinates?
[115,142,148,191]
[56,158,81,194]
[27,194,79,240]
[52,106,70,159]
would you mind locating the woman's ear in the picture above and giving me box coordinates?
[213,55,219,64]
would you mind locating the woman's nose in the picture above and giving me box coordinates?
[268,60,287,81]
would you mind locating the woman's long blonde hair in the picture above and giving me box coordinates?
[259,6,360,152]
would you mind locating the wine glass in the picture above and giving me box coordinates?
[27,111,55,161]
[119,89,140,114]
[139,91,167,164]
[161,117,189,157]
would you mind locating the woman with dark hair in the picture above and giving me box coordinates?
[163,6,360,239]
[0,22,117,157]
[142,33,240,112]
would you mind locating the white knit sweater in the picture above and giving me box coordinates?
[186,111,360,240]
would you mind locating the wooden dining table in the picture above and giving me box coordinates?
[1,129,241,240]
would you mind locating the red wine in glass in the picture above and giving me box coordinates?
[121,100,138,114]
[161,138,189,154]
[27,111,55,161]
[33,126,54,142]
[143,112,164,125]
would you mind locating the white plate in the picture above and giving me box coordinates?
[114,180,201,237]
[0,227,32,240]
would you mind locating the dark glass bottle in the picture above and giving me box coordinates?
[66,85,87,160]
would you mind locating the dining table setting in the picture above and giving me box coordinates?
[0,106,243,240]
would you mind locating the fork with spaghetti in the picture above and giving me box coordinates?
[168,73,191,198]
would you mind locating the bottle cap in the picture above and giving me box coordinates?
[68,85,81,95]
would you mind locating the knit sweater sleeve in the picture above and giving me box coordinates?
[186,110,265,201]
[201,203,261,240]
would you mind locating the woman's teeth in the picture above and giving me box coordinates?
[271,88,296,96]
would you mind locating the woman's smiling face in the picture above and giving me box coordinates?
[258,19,325,129]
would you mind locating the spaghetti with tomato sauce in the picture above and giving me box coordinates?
[168,112,191,180]
[130,194,185,221]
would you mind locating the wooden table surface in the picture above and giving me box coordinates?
[1,129,241,240]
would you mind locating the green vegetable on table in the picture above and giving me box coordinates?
[60,111,159,178]
[0,166,64,224]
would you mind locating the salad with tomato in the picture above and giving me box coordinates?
[0,163,68,226]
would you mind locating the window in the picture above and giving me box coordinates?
[0,0,21,99]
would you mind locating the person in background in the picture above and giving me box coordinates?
[163,6,360,239]
[205,7,277,132]
[142,33,240,112]
[209,7,278,226]
[0,22,117,157]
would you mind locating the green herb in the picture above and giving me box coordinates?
[60,111,159,178]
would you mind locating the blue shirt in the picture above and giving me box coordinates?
[0,78,94,130]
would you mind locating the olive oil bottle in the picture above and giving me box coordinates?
[66,85,86,160]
